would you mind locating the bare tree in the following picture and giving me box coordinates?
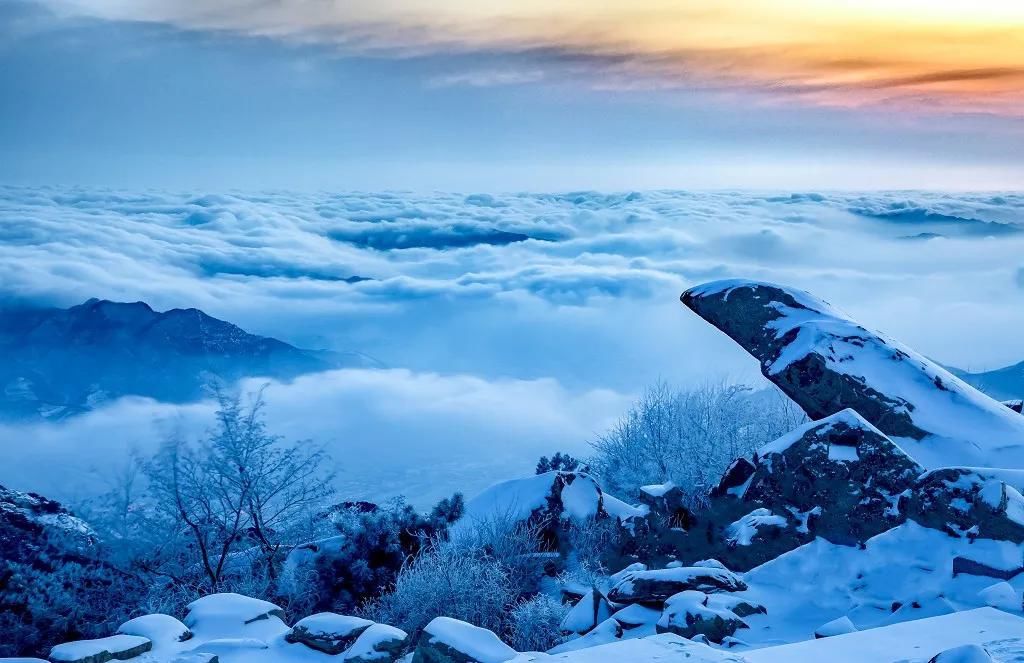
[144,388,335,591]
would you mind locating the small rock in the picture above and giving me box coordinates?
[118,614,192,644]
[412,617,516,663]
[608,566,747,604]
[49,635,152,663]
[813,616,858,638]
[344,623,408,663]
[928,644,995,663]
[978,582,1020,612]
[285,613,374,655]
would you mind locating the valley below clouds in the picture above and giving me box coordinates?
[2,186,1023,505]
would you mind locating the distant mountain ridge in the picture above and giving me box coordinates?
[0,298,378,420]
[952,360,1024,402]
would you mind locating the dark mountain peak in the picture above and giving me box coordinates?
[0,298,372,420]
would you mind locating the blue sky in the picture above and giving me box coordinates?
[2,0,1023,190]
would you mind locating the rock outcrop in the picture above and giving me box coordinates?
[607,566,747,605]
[285,613,374,655]
[656,591,748,643]
[681,280,1024,469]
[732,410,921,546]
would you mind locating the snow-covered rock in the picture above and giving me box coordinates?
[1003,400,1024,414]
[559,590,611,635]
[725,509,787,547]
[607,566,747,604]
[183,594,286,639]
[117,614,192,646]
[344,624,408,663]
[454,472,642,536]
[813,616,858,638]
[285,613,374,655]
[412,617,516,663]
[656,591,748,643]
[928,644,995,663]
[977,582,1019,612]
[744,411,920,542]
[547,618,624,654]
[636,483,689,526]
[911,468,1024,543]
[705,595,766,619]
[681,280,1024,469]
[609,604,660,630]
[49,635,152,663]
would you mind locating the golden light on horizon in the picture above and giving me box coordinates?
[46,0,1024,114]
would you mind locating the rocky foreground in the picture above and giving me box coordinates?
[7,280,1024,662]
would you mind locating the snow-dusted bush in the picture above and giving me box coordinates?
[292,494,464,615]
[0,558,141,658]
[366,514,546,638]
[508,594,570,652]
[590,381,805,505]
[450,513,547,597]
[564,518,618,574]
[364,538,517,635]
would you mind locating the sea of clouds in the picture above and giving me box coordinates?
[2,186,1023,505]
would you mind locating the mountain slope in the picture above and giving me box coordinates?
[0,298,376,420]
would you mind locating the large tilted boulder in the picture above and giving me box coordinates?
[607,566,747,605]
[681,280,1024,469]
[49,635,152,663]
[411,617,516,663]
[285,613,374,655]
[655,591,748,643]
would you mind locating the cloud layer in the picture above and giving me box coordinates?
[2,186,1024,505]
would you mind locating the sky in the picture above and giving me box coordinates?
[1,0,1023,189]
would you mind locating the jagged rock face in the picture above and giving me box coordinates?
[1005,400,1024,414]
[655,591,748,643]
[681,280,1024,469]
[909,469,1024,543]
[736,410,922,546]
[612,409,1024,575]
[610,410,923,571]
[0,484,96,560]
